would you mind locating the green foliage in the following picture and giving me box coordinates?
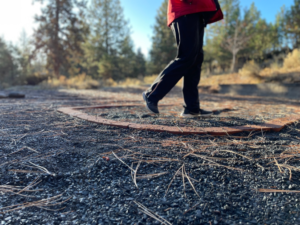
[148,0,177,75]
[247,19,278,59]
[204,29,231,73]
[18,30,32,78]
[0,38,20,87]
[134,48,146,77]
[204,0,240,73]
[284,0,300,48]
[118,36,137,79]
[222,2,260,72]
[83,0,145,81]
[97,55,115,80]
[204,0,293,74]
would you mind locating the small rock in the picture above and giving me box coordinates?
[0,93,8,98]
[8,92,25,98]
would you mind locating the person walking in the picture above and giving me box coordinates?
[143,0,223,117]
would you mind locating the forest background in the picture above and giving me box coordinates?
[0,0,300,89]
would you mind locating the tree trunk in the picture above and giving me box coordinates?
[104,0,109,55]
[54,0,60,77]
[231,53,236,72]
[209,61,213,74]
[230,21,239,73]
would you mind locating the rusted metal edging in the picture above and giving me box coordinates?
[57,105,300,136]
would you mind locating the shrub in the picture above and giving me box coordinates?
[283,49,300,69]
[239,60,261,77]
[24,73,49,85]
[270,62,281,70]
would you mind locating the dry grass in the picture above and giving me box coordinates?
[0,177,42,198]
[116,78,144,87]
[96,74,184,88]
[41,73,100,89]
[200,73,263,86]
[143,75,158,84]
[201,49,300,86]
[283,49,300,69]
[116,75,184,87]
[0,193,71,213]
[0,177,71,213]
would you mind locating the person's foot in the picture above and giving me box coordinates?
[180,108,213,118]
[143,92,159,114]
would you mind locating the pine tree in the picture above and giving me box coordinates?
[204,0,240,73]
[0,38,19,86]
[18,30,32,78]
[245,18,282,60]
[148,0,177,75]
[284,0,300,48]
[134,48,146,77]
[118,36,136,79]
[274,7,287,50]
[84,0,135,80]
[32,0,87,77]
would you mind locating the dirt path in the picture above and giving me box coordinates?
[0,88,300,225]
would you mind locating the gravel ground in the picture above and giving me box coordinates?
[1,88,300,225]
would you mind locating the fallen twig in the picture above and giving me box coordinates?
[183,165,200,198]
[132,161,141,189]
[136,172,168,179]
[112,151,134,171]
[165,164,200,198]
[183,203,200,215]
[134,201,172,225]
[165,165,184,198]
[218,150,253,161]
[28,162,55,176]
[258,189,300,193]
[274,157,283,173]
[189,153,244,171]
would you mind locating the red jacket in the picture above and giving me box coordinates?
[167,0,223,26]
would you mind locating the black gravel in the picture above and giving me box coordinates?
[1,88,300,225]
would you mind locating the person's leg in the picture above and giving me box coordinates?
[145,13,202,104]
[182,23,205,113]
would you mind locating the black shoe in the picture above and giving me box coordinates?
[180,108,213,118]
[143,92,159,114]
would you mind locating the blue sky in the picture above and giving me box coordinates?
[0,0,295,57]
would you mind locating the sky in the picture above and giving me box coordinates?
[0,0,295,57]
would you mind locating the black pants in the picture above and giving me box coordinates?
[145,12,205,113]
